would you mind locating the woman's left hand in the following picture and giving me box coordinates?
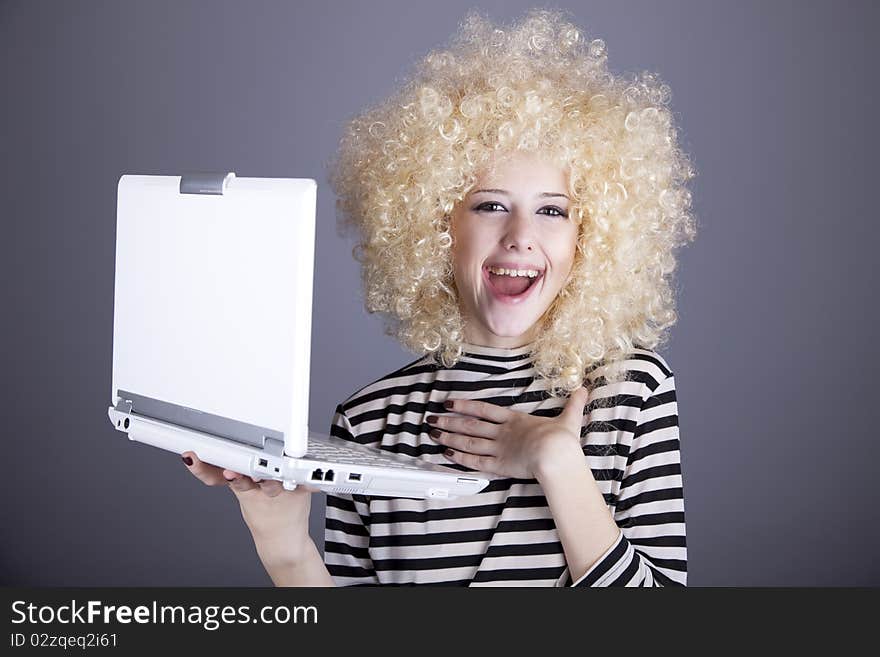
[426,387,591,480]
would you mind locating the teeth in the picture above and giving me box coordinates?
[487,266,540,278]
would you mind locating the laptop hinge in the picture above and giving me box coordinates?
[114,389,284,450]
[115,397,133,415]
[252,437,286,479]
[179,171,236,195]
[262,437,284,457]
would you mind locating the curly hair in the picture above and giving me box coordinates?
[327,7,698,398]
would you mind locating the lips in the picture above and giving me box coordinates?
[484,261,544,273]
[482,265,543,305]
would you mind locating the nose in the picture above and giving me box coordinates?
[502,209,535,252]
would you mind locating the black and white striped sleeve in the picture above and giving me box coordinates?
[322,405,380,586]
[569,372,688,586]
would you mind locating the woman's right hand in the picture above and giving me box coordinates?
[181,451,321,568]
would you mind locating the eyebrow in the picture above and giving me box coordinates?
[471,188,570,200]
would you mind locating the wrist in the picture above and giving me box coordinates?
[253,532,313,571]
[262,539,334,587]
[534,434,585,483]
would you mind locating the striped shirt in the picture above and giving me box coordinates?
[323,341,687,586]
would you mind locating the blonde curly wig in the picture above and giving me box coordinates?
[328,8,698,398]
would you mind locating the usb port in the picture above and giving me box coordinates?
[348,473,362,482]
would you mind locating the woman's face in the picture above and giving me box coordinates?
[450,151,578,348]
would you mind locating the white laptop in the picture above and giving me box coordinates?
[107,171,488,499]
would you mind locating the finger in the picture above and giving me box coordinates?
[182,451,228,486]
[444,398,510,423]
[223,469,248,481]
[256,480,322,497]
[257,479,284,497]
[428,414,500,439]
[443,448,493,473]
[559,386,590,429]
[430,429,496,456]
[227,475,260,494]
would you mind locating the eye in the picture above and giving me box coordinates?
[538,205,568,219]
[472,201,568,218]
[474,201,506,213]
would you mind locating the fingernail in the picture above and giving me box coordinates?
[444,400,453,409]
[426,415,438,424]
[444,449,454,457]
[429,428,441,439]
[182,456,193,466]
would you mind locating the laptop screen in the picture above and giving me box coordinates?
[111,174,316,455]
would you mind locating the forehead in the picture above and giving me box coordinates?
[473,151,569,191]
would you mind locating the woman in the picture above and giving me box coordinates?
[183,8,697,587]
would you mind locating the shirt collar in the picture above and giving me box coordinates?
[459,341,537,369]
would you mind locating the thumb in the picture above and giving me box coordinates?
[560,385,590,429]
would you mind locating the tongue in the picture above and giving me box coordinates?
[489,273,533,296]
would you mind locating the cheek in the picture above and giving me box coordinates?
[451,227,485,271]
[548,230,578,281]
[451,253,486,305]
[452,256,481,292]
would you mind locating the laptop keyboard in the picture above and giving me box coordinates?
[304,440,431,471]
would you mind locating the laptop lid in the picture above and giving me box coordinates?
[111,173,316,459]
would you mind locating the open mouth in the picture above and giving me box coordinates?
[483,266,543,304]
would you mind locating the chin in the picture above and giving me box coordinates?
[486,317,540,337]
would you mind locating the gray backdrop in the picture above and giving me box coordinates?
[2,0,877,587]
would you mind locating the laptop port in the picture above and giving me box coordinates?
[259,458,268,467]
[310,468,324,481]
[324,469,335,482]
[348,473,362,482]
